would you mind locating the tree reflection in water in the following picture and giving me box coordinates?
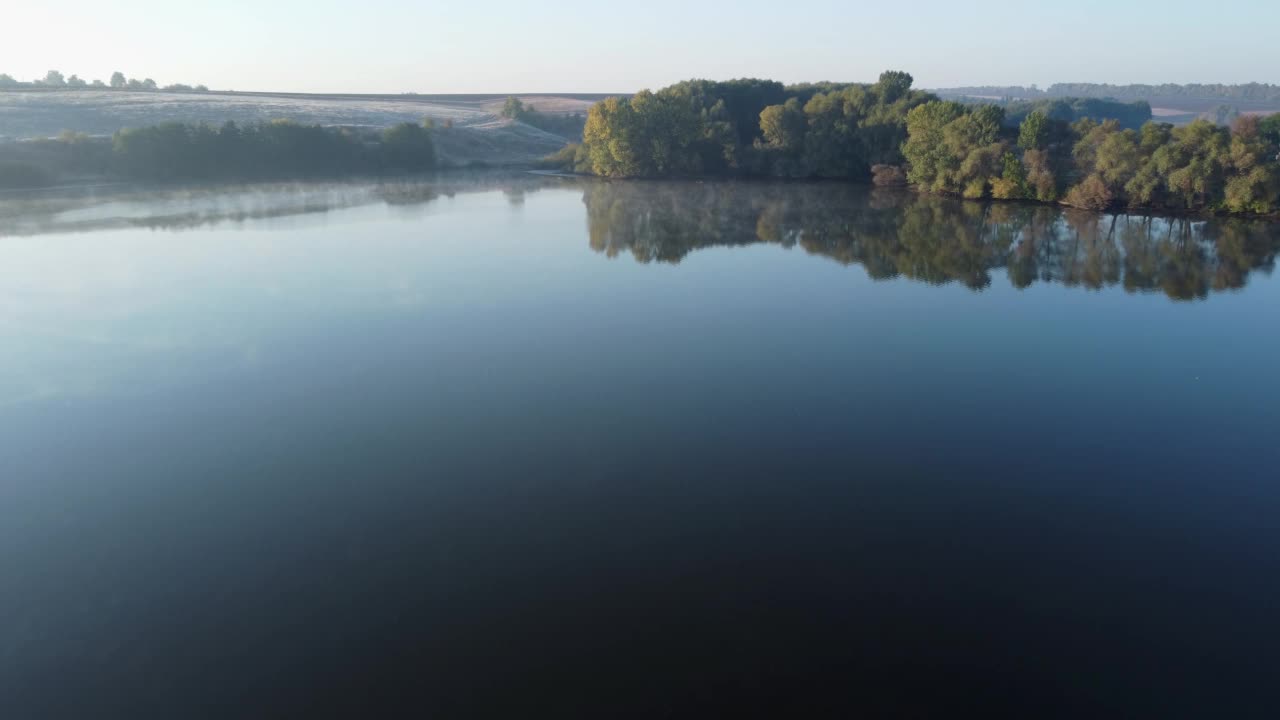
[2,175,1274,302]
[583,181,1280,300]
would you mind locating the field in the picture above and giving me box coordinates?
[0,89,606,166]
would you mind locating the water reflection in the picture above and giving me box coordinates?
[3,175,1277,301]
[583,181,1280,300]
[0,172,559,237]
[4,174,1280,717]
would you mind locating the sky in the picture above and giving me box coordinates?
[4,0,1278,93]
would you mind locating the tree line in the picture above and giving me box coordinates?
[1046,83,1280,104]
[556,70,1280,215]
[567,72,932,179]
[996,98,1151,131]
[0,120,435,187]
[902,102,1280,213]
[938,83,1280,105]
[0,70,209,92]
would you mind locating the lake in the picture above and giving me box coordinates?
[2,175,1278,717]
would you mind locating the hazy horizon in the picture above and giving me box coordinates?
[5,0,1279,94]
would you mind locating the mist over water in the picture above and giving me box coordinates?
[2,176,1278,716]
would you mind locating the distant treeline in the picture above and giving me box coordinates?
[938,83,1280,105]
[993,98,1151,130]
[0,120,435,187]
[551,70,1280,215]
[500,97,586,140]
[0,70,209,93]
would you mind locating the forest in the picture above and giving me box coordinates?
[0,120,435,186]
[563,72,931,180]
[558,71,1280,215]
[902,103,1280,213]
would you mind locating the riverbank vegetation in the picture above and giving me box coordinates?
[0,120,435,187]
[500,97,586,140]
[902,103,1280,213]
[557,70,1280,215]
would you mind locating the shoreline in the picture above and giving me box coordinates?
[6,170,1279,223]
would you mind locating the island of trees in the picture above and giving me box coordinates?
[548,71,1280,216]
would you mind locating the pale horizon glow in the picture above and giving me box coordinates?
[4,0,1278,94]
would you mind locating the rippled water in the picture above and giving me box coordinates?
[2,175,1278,717]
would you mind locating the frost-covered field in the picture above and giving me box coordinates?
[0,90,598,165]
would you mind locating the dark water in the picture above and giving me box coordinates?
[2,175,1279,717]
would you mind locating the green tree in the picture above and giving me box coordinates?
[1259,113,1280,147]
[991,152,1029,199]
[1157,120,1230,209]
[934,104,1006,197]
[630,89,703,175]
[110,72,126,88]
[1069,118,1106,170]
[1065,120,1140,207]
[902,101,967,192]
[759,98,805,150]
[1095,130,1141,187]
[801,89,867,177]
[501,97,527,119]
[874,70,914,103]
[583,96,649,177]
[1221,116,1280,213]
[1018,110,1051,151]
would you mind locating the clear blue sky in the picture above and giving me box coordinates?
[5,0,1278,93]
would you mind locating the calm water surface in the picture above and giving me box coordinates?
[2,175,1279,717]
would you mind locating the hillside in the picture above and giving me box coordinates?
[0,89,604,166]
